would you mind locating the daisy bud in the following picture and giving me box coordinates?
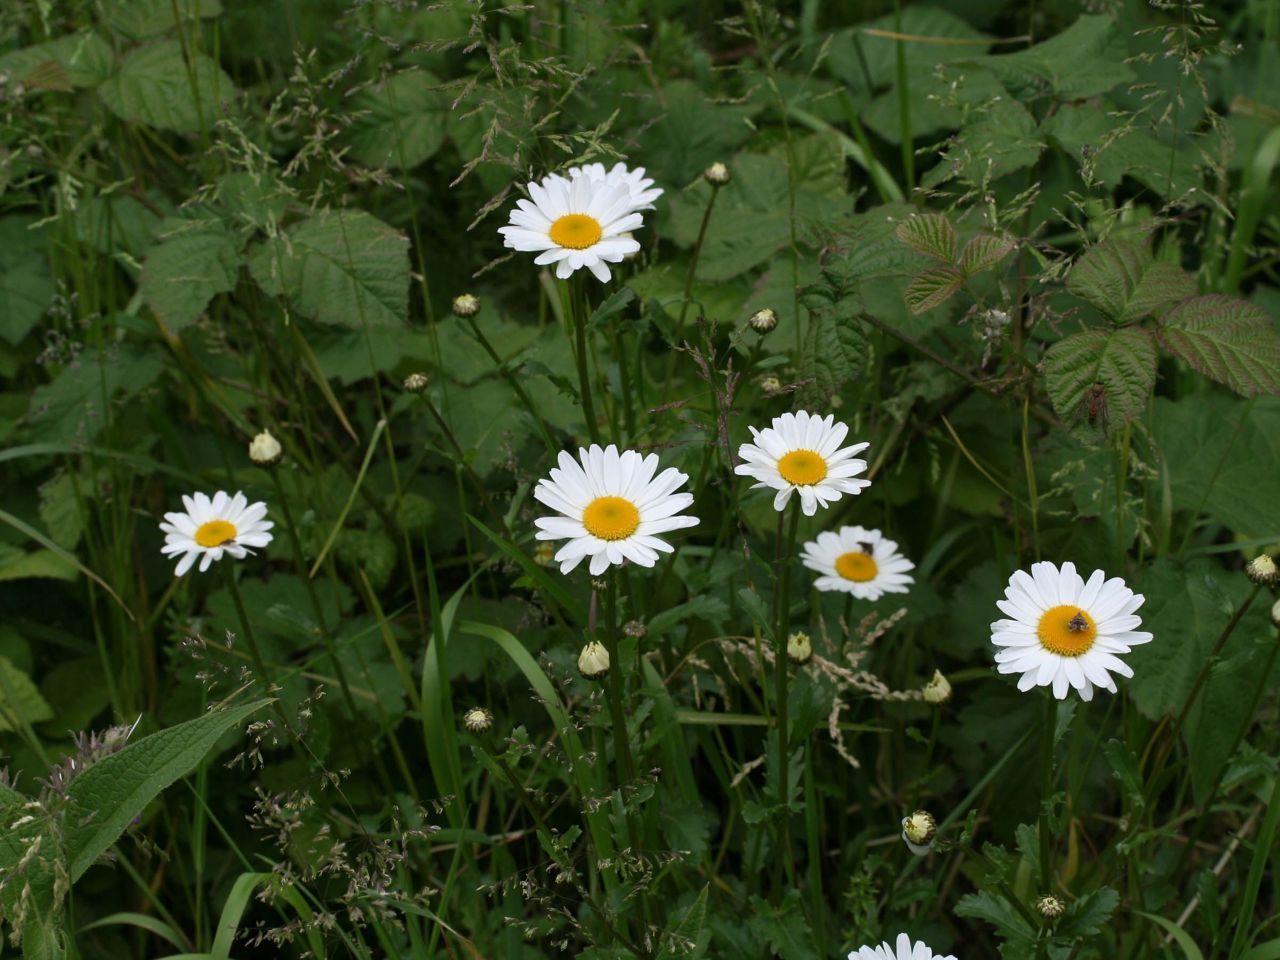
[578,641,611,679]
[623,620,646,640]
[760,375,783,396]
[452,293,481,318]
[921,670,952,704]
[533,542,556,567]
[1246,554,1277,586]
[248,429,283,467]
[1271,597,1280,629]
[1036,895,1065,919]
[403,372,430,393]
[786,631,812,664]
[901,810,936,855]
[462,707,493,732]
[703,162,731,187]
[748,307,778,334]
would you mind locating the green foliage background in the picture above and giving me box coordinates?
[1,0,1279,957]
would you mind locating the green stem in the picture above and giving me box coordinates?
[563,278,602,444]
[1039,694,1058,891]
[661,182,721,399]
[602,572,636,785]
[773,504,800,888]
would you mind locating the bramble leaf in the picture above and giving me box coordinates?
[1066,238,1196,321]
[1158,295,1280,396]
[98,41,236,132]
[896,213,957,262]
[140,215,244,332]
[345,69,448,170]
[904,266,964,314]
[1041,327,1157,427]
[960,235,1016,275]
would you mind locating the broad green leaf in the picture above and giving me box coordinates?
[799,304,865,405]
[655,886,710,960]
[103,0,222,40]
[1041,327,1157,427]
[0,655,54,731]
[345,69,448,170]
[1102,739,1145,812]
[0,546,77,583]
[635,79,755,187]
[746,891,817,960]
[924,97,1042,186]
[248,209,410,328]
[0,32,114,88]
[139,215,245,332]
[1066,238,1196,321]
[25,343,164,444]
[971,15,1134,100]
[1055,887,1119,939]
[1159,295,1280,396]
[64,700,269,881]
[1134,911,1206,960]
[98,41,236,132]
[960,235,1015,275]
[0,216,54,345]
[904,266,964,314]
[896,213,956,262]
[954,889,1036,945]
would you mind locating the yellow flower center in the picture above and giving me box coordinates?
[835,551,878,582]
[582,496,640,541]
[194,519,237,548]
[549,214,603,250]
[1037,605,1097,657]
[777,449,828,486]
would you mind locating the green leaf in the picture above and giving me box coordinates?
[0,217,54,345]
[895,213,957,262]
[1055,887,1119,939]
[26,343,164,444]
[103,0,222,39]
[960,235,1016,275]
[904,266,964,314]
[0,655,54,732]
[586,287,636,331]
[955,889,1036,944]
[636,80,755,187]
[345,69,448,169]
[746,891,817,960]
[139,215,245,332]
[972,15,1135,100]
[0,545,77,583]
[1133,911,1206,960]
[1041,327,1157,427]
[1159,295,1280,396]
[64,700,269,881]
[0,32,115,88]
[1102,739,1145,812]
[98,41,236,132]
[799,304,865,405]
[924,98,1042,186]
[248,209,410,328]
[655,886,710,960]
[1066,239,1196,321]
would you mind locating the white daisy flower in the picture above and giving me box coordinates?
[533,444,698,576]
[991,560,1153,701]
[562,161,663,213]
[735,410,871,516]
[800,525,914,600]
[159,490,274,576]
[498,174,643,283]
[850,933,956,960]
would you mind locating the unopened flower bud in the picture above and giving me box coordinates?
[786,631,812,664]
[623,620,646,640]
[748,307,778,334]
[248,429,282,467]
[921,670,951,704]
[760,375,783,396]
[1037,895,1064,919]
[578,641,610,679]
[462,707,493,732]
[1271,597,1280,629]
[452,293,481,318]
[533,542,555,567]
[1246,554,1277,586]
[901,810,935,855]
[704,162,731,186]
[403,372,430,393]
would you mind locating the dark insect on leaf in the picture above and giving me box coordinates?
[1072,381,1110,435]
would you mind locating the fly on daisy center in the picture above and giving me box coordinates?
[195,519,238,548]
[1037,605,1098,656]
[549,214,603,250]
[582,496,640,541]
[776,449,827,485]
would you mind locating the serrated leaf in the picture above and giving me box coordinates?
[345,69,448,170]
[64,700,269,882]
[1102,739,1145,812]
[1066,238,1195,321]
[746,891,817,960]
[1159,295,1280,396]
[104,0,222,40]
[248,209,410,329]
[98,41,236,132]
[26,343,164,444]
[586,287,636,330]
[896,213,957,262]
[656,885,710,960]
[1041,327,1157,426]
[646,596,730,640]
[1056,887,1120,939]
[800,306,865,404]
[0,655,54,732]
[140,215,244,332]
[0,31,115,88]
[972,14,1134,100]
[961,235,1016,275]
[0,217,54,345]
[924,98,1042,186]
[904,266,964,314]
[955,890,1036,944]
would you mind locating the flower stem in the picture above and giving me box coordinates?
[602,571,636,785]
[562,277,601,444]
[772,504,800,887]
[1038,693,1058,891]
[661,181,721,399]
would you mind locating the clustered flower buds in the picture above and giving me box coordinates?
[248,429,283,467]
[452,293,481,318]
[1246,554,1277,586]
[578,641,611,679]
[786,631,812,664]
[703,162,731,186]
[748,307,778,334]
[921,670,951,704]
[462,707,493,732]
[1037,895,1065,919]
[403,372,430,393]
[901,810,936,855]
